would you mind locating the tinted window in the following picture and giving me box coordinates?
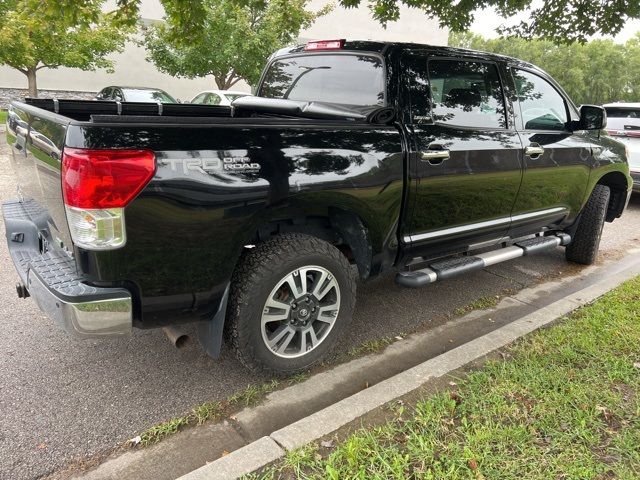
[204,93,221,105]
[605,107,640,118]
[123,89,176,103]
[112,89,123,101]
[226,93,249,101]
[260,54,385,107]
[403,53,431,124]
[427,59,506,129]
[191,93,208,104]
[512,69,568,131]
[97,88,112,100]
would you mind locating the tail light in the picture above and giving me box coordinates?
[304,39,345,51]
[62,148,155,250]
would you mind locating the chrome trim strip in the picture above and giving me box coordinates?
[404,207,567,244]
[510,207,567,223]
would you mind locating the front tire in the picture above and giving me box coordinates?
[226,233,356,375]
[565,184,610,265]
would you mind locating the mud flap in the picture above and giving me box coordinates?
[197,283,230,359]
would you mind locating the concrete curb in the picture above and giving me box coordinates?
[178,257,640,480]
[178,437,283,480]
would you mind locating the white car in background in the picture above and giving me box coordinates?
[604,102,640,191]
[189,90,252,106]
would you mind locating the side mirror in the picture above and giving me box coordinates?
[578,105,606,130]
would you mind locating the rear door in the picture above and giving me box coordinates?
[508,67,591,235]
[401,52,523,255]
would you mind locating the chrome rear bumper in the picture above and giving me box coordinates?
[3,198,132,338]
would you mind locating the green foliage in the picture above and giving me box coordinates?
[45,0,640,44]
[143,0,328,90]
[0,0,131,96]
[258,275,640,479]
[450,31,640,105]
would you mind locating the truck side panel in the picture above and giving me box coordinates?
[66,121,405,327]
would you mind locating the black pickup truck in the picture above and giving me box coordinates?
[3,40,632,374]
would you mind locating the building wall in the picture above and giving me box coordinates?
[0,0,447,106]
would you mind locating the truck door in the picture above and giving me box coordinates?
[507,67,591,236]
[401,52,523,257]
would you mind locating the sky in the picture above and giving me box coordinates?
[470,8,640,43]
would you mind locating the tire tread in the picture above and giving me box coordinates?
[565,184,610,265]
[225,233,356,375]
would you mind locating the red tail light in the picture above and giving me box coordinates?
[62,148,155,209]
[304,39,345,51]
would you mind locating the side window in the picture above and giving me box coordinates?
[428,59,507,129]
[205,93,221,105]
[191,93,208,104]
[112,89,124,102]
[403,53,431,124]
[511,69,568,131]
[98,88,111,100]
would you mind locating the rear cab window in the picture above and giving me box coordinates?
[258,53,386,107]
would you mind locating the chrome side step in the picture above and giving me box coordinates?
[396,233,571,288]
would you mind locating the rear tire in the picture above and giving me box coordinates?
[225,233,356,375]
[565,184,610,265]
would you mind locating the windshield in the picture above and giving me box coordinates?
[259,54,385,107]
[226,93,250,101]
[124,89,176,103]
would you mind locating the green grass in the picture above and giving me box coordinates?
[347,337,396,357]
[136,375,316,447]
[454,295,500,316]
[138,380,281,446]
[254,276,640,479]
[0,110,7,125]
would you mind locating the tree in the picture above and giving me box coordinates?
[449,31,640,105]
[144,0,328,90]
[0,0,131,97]
[46,0,640,44]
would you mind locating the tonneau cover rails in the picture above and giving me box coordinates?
[23,97,396,125]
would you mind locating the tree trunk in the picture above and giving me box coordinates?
[214,73,240,90]
[26,68,38,97]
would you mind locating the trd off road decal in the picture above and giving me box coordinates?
[158,151,261,175]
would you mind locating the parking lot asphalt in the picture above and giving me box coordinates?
[1,134,640,480]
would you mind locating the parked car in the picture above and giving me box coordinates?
[189,89,251,106]
[604,102,640,192]
[95,86,176,103]
[3,40,631,374]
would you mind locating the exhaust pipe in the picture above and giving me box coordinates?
[162,326,191,349]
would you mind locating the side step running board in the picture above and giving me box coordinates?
[396,233,571,288]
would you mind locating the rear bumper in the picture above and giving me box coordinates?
[2,199,132,338]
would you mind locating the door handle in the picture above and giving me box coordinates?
[420,149,450,165]
[524,145,545,158]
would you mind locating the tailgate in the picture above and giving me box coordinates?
[5,103,73,251]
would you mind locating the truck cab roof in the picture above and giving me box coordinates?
[271,40,538,70]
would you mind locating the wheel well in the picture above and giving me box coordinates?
[596,172,629,222]
[251,210,373,279]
